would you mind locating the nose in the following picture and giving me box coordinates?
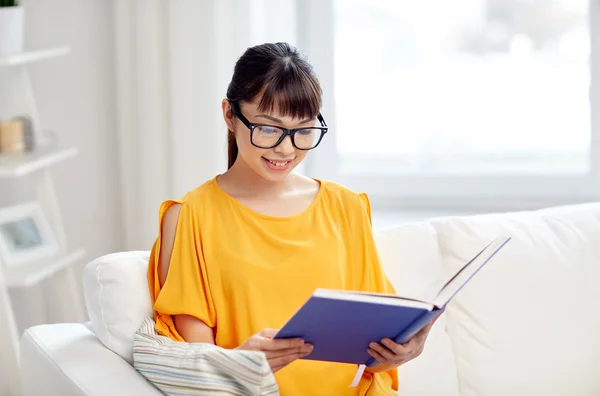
[274,135,295,156]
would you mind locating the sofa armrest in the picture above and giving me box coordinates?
[20,322,163,396]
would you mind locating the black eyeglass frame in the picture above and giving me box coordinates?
[229,100,328,150]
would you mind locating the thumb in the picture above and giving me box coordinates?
[259,328,279,339]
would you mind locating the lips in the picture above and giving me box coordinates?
[265,159,290,167]
[262,157,293,171]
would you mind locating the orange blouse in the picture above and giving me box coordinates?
[148,176,399,395]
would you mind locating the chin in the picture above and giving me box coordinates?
[259,167,294,182]
[257,158,296,181]
[260,173,288,183]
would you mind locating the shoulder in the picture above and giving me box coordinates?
[319,178,370,204]
[157,176,222,223]
[179,177,220,206]
[164,177,220,209]
[317,178,372,216]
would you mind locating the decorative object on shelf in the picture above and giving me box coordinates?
[0,118,24,154]
[0,201,59,268]
[0,1,24,56]
[0,115,34,154]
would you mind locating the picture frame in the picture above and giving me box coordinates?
[0,201,59,268]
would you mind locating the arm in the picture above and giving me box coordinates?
[158,203,215,344]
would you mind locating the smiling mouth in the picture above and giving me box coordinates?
[264,158,292,167]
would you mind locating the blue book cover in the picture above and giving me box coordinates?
[274,236,511,367]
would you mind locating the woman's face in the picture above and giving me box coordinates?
[223,99,319,182]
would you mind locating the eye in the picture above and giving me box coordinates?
[257,126,281,135]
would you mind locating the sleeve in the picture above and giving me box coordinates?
[355,193,400,393]
[147,199,217,342]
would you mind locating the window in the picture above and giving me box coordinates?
[301,0,600,208]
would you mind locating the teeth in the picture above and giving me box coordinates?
[268,160,289,167]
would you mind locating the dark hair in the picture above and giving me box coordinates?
[225,42,323,169]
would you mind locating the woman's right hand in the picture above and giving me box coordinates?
[237,329,314,373]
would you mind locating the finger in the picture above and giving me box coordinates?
[403,313,442,346]
[269,349,305,371]
[258,329,279,339]
[258,336,305,351]
[367,347,387,364]
[402,332,428,357]
[264,344,313,360]
[381,338,410,355]
[369,342,396,362]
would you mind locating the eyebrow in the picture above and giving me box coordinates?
[256,114,314,125]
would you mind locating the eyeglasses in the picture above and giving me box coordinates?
[230,101,328,150]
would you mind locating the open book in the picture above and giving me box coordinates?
[273,236,511,367]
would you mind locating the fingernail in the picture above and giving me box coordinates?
[369,342,377,348]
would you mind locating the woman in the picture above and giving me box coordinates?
[148,42,438,395]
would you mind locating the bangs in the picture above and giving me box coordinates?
[255,60,322,120]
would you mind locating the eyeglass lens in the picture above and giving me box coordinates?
[253,126,322,149]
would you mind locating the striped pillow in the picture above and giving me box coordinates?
[133,317,280,395]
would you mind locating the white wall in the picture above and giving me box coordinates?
[8,0,121,331]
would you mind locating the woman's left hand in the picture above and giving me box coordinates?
[365,311,443,373]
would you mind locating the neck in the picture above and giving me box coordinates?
[222,158,292,197]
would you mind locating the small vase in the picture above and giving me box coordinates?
[0,5,25,55]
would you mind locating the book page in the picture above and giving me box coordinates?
[433,236,511,307]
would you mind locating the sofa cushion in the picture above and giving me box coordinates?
[430,203,600,396]
[375,222,460,396]
[83,251,152,364]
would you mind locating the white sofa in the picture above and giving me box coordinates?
[18,202,600,396]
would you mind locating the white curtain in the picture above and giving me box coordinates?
[113,0,298,250]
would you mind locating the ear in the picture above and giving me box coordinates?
[222,99,236,132]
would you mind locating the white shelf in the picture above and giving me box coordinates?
[5,248,86,288]
[0,144,78,178]
[0,46,71,67]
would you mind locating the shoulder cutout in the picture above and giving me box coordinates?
[158,203,182,287]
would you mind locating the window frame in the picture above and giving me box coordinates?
[298,0,600,211]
